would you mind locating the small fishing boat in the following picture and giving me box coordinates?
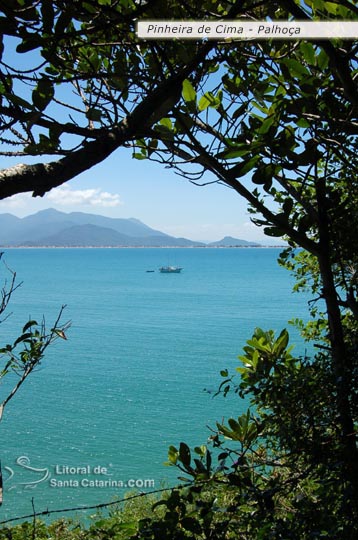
[159,266,183,273]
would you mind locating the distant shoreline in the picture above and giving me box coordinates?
[0,209,288,249]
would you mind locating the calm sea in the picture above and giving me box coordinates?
[0,248,310,523]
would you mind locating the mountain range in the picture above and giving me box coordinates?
[0,209,261,247]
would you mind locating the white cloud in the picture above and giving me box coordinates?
[0,193,32,210]
[46,187,123,208]
[0,186,123,218]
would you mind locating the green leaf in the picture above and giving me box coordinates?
[86,108,102,122]
[54,10,73,35]
[252,101,269,115]
[174,112,194,133]
[283,58,310,78]
[228,418,241,433]
[283,198,294,215]
[83,2,98,13]
[230,156,261,178]
[32,78,54,111]
[216,422,240,441]
[274,329,289,355]
[16,37,42,53]
[167,445,178,464]
[159,117,173,130]
[232,103,248,119]
[41,0,54,34]
[88,52,101,72]
[206,449,212,471]
[324,1,339,14]
[223,75,243,96]
[296,118,311,128]
[252,164,279,187]
[264,226,286,237]
[53,329,67,340]
[14,333,33,347]
[198,91,221,111]
[300,42,316,66]
[218,148,249,160]
[193,458,207,473]
[154,124,174,140]
[316,49,329,70]
[22,320,38,332]
[179,442,191,468]
[1,344,14,353]
[258,115,275,135]
[132,152,147,160]
[182,79,196,104]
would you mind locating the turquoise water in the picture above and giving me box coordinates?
[0,248,310,522]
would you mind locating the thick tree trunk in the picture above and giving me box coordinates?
[315,176,358,526]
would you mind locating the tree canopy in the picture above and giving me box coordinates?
[1,0,358,537]
[0,0,356,202]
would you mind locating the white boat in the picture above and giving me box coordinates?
[159,266,183,273]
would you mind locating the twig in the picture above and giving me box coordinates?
[31,498,37,540]
[0,482,195,525]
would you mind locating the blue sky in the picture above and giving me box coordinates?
[0,35,274,244]
[0,148,271,243]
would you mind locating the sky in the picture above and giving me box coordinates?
[1,10,349,244]
[0,148,273,244]
[0,32,279,245]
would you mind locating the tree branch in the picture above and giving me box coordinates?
[280,0,358,108]
[160,131,320,256]
[0,42,214,200]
